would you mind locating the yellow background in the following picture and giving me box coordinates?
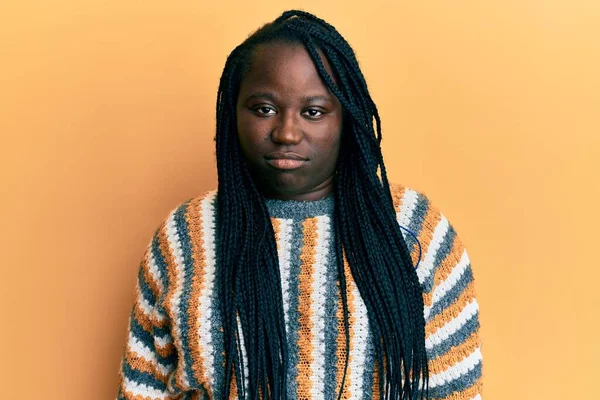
[1,1,599,398]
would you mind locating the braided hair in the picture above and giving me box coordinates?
[215,10,429,400]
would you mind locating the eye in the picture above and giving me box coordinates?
[253,106,277,116]
[303,109,324,118]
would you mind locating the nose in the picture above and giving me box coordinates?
[270,111,302,145]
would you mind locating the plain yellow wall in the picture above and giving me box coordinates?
[1,1,599,398]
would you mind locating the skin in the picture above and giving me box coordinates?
[236,42,343,201]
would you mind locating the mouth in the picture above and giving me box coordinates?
[264,152,308,170]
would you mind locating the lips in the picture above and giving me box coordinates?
[264,152,308,170]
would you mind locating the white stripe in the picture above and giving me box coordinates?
[137,284,167,325]
[153,309,167,325]
[472,395,482,400]
[165,210,190,388]
[428,347,482,388]
[198,192,217,388]
[310,216,331,398]
[396,188,419,230]
[277,218,294,330]
[426,299,479,350]
[416,216,449,285]
[128,332,173,376]
[123,377,171,399]
[155,333,173,348]
[349,282,369,398]
[424,249,470,320]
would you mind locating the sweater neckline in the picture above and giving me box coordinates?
[265,195,334,219]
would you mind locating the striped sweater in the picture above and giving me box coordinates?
[117,183,483,400]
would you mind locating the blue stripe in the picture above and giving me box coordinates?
[207,195,225,399]
[151,233,171,319]
[422,225,455,294]
[427,312,480,360]
[405,193,429,253]
[427,264,473,321]
[153,323,171,339]
[428,360,482,399]
[173,201,201,389]
[323,221,339,399]
[285,219,303,398]
[122,359,168,391]
[137,261,157,307]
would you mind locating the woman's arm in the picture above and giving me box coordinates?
[116,225,179,400]
[393,184,483,399]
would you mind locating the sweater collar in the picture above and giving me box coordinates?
[264,195,334,219]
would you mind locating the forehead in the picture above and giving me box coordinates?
[240,42,336,96]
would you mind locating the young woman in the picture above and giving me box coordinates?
[117,10,483,400]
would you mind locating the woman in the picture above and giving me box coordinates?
[117,10,483,400]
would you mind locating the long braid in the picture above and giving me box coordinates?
[215,10,429,399]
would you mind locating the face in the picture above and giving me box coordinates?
[236,42,343,201]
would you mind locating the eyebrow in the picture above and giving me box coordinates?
[245,92,332,103]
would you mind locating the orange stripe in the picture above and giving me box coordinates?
[125,346,168,382]
[423,235,466,308]
[425,281,476,338]
[157,218,186,390]
[371,362,380,399]
[271,218,281,248]
[229,359,239,399]
[428,329,481,375]
[156,341,176,359]
[133,296,153,333]
[335,252,354,399]
[152,312,169,329]
[296,218,318,398]
[390,183,407,212]
[185,195,212,397]
[191,392,202,400]
[411,202,442,269]
[439,377,483,400]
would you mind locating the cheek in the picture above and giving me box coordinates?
[318,126,342,157]
[236,112,267,154]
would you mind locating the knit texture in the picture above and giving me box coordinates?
[116,183,483,400]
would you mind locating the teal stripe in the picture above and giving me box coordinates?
[323,223,339,399]
[207,195,225,399]
[285,220,303,398]
[173,201,202,389]
[405,194,429,255]
[422,225,456,294]
[150,233,170,321]
[428,265,472,321]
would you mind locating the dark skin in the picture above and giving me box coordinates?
[236,42,343,201]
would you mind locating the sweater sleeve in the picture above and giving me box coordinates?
[392,185,483,399]
[116,223,180,400]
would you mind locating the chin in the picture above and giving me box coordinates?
[257,173,305,198]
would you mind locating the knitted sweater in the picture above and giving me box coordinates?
[117,183,483,400]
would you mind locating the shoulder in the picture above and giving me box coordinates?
[389,182,445,231]
[388,182,469,289]
[144,189,218,271]
[160,189,218,229]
